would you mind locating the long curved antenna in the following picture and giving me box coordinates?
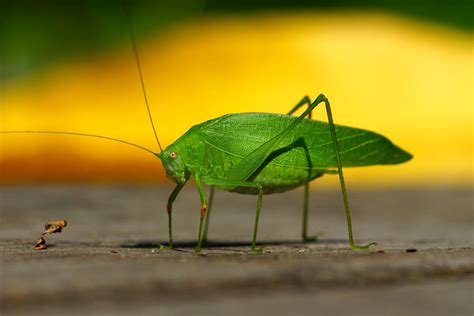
[0,131,158,157]
[124,4,163,153]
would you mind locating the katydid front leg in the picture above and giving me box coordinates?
[164,181,186,249]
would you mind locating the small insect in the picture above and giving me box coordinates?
[3,16,412,255]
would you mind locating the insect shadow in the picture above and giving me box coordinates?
[121,238,347,249]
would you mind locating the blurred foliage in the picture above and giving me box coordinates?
[206,0,473,31]
[1,0,472,82]
[1,0,204,81]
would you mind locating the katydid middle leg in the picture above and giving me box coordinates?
[193,177,209,254]
[202,186,215,243]
[287,96,317,242]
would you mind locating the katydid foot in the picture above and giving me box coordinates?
[303,234,318,242]
[194,247,205,255]
[159,243,173,250]
[350,242,378,251]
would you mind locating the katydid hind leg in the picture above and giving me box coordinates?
[300,142,317,242]
[294,138,318,242]
[203,178,264,253]
[322,96,378,250]
[200,96,326,251]
[225,94,326,187]
[202,186,215,244]
[287,96,311,116]
[302,183,317,242]
[287,96,318,242]
[221,94,326,249]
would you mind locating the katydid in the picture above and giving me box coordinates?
[1,18,412,255]
[157,94,412,253]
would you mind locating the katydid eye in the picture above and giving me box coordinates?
[169,151,177,159]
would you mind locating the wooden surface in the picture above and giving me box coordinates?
[1,186,472,315]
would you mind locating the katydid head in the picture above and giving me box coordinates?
[156,148,188,184]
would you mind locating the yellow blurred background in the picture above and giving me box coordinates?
[1,8,472,188]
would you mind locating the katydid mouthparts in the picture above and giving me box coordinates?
[1,15,412,254]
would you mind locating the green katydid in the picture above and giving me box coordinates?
[1,17,412,255]
[157,94,412,254]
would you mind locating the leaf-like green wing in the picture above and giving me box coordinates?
[198,113,412,171]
